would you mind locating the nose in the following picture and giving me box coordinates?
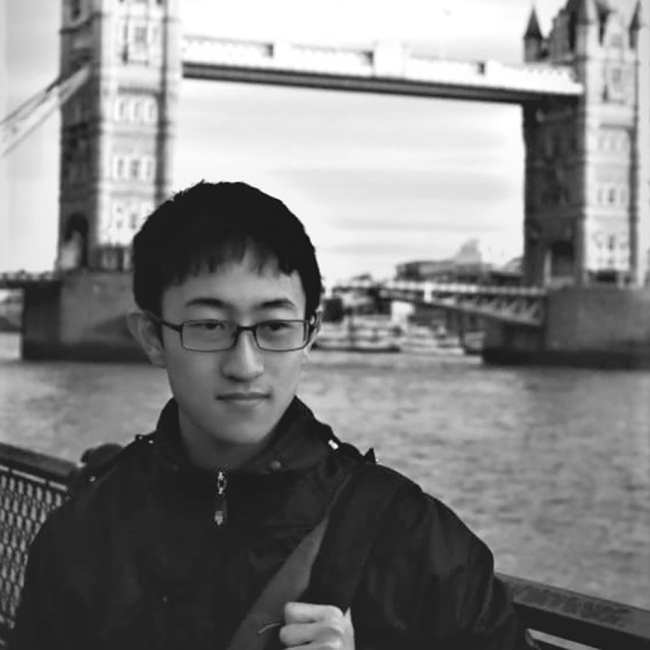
[221,330,264,381]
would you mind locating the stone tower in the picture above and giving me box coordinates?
[58,0,181,271]
[522,0,649,287]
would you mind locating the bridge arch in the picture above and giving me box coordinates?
[59,213,89,270]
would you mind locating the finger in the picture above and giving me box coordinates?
[278,621,323,647]
[284,601,344,624]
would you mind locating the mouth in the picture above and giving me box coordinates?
[217,392,270,403]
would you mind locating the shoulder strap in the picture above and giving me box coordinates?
[225,514,329,650]
[302,461,412,612]
[226,453,410,650]
[225,469,355,650]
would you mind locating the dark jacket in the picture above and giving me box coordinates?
[11,398,534,650]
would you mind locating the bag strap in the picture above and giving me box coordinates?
[226,515,330,650]
[302,462,412,612]
[225,470,355,650]
[226,454,410,650]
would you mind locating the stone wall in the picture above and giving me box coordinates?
[22,272,145,362]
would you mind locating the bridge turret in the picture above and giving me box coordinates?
[629,0,650,285]
[58,0,181,272]
[523,8,546,62]
[523,0,647,288]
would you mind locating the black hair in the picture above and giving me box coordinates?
[132,181,323,318]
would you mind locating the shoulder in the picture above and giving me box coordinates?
[35,434,155,553]
[361,464,491,574]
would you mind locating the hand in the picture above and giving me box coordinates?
[279,602,355,649]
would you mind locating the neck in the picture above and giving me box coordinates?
[177,411,275,471]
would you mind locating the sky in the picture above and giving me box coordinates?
[2,0,588,284]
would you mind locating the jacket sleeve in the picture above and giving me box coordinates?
[410,493,538,650]
[353,487,539,650]
[9,511,82,650]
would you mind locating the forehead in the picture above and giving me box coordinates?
[162,252,306,316]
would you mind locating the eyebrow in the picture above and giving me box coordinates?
[185,297,299,311]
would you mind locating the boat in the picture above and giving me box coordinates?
[397,325,466,356]
[314,318,401,353]
[459,330,485,356]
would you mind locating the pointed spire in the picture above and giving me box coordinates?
[575,0,598,25]
[630,0,647,32]
[524,7,543,40]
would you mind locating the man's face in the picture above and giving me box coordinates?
[157,250,314,463]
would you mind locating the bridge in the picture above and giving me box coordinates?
[334,279,547,327]
[0,272,62,290]
[1,0,648,364]
[181,35,583,103]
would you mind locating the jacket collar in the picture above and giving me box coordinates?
[153,396,338,477]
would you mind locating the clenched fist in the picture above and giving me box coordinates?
[279,602,355,649]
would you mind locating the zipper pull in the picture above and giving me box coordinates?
[214,469,228,527]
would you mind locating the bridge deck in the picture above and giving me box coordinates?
[0,271,61,290]
[182,36,583,104]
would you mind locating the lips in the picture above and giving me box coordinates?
[217,392,269,401]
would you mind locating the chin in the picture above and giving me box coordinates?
[214,426,269,447]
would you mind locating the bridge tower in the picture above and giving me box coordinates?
[58,0,180,271]
[522,0,649,288]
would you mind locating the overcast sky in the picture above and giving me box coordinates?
[1,0,608,283]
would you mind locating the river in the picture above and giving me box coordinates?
[0,332,648,609]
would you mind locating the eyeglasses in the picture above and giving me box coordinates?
[146,312,317,352]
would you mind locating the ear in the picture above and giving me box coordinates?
[302,310,322,357]
[126,311,166,368]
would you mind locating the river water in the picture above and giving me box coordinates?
[0,332,648,609]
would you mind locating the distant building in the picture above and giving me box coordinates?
[396,239,522,285]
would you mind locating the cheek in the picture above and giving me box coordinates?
[275,355,306,386]
[166,352,217,389]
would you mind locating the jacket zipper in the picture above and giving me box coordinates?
[214,469,228,526]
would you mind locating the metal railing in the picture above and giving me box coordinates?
[0,442,73,644]
[0,441,649,649]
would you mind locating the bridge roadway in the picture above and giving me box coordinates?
[0,271,61,290]
[181,35,583,104]
[335,279,547,327]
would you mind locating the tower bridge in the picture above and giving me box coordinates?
[181,35,583,103]
[2,0,650,366]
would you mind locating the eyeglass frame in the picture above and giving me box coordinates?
[144,311,319,352]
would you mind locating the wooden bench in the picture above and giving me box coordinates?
[1,440,649,649]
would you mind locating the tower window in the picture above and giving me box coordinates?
[130,159,141,179]
[116,98,128,121]
[134,26,148,46]
[132,100,142,122]
[129,206,141,230]
[146,99,158,123]
[144,158,155,181]
[114,156,125,179]
[71,0,82,19]
[608,187,617,204]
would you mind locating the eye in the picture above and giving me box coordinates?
[260,320,294,333]
[187,320,228,332]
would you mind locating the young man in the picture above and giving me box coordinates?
[12,182,536,649]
